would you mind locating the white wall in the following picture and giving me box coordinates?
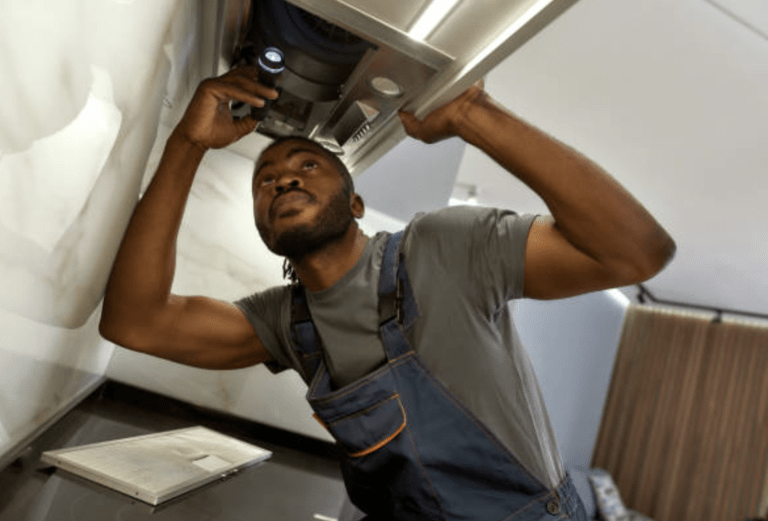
[514,292,628,469]
[453,0,768,316]
[0,0,196,464]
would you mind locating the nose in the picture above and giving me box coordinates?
[275,177,300,194]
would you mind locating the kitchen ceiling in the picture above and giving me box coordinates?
[451,0,768,318]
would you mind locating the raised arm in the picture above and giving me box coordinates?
[400,84,675,299]
[99,67,278,368]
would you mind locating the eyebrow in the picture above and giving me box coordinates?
[254,147,322,178]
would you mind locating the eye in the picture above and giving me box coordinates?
[259,175,275,187]
[302,159,318,170]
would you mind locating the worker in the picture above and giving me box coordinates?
[99,65,675,520]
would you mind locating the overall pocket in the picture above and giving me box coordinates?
[308,363,443,520]
[325,393,406,457]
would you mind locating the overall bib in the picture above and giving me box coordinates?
[290,232,586,521]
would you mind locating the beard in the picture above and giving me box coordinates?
[256,186,353,260]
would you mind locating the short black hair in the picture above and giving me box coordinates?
[256,136,355,197]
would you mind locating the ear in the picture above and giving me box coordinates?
[350,192,365,219]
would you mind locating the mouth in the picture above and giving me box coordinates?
[270,189,314,219]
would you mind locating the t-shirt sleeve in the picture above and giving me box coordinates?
[234,285,294,374]
[405,206,537,313]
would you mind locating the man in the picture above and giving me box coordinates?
[100,66,675,520]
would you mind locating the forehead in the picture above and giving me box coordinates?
[256,139,327,169]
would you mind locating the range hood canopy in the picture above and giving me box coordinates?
[203,0,579,175]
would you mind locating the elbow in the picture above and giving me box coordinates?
[99,318,159,356]
[99,294,122,344]
[98,314,123,345]
[644,230,676,279]
[98,304,118,343]
[621,231,677,285]
[98,306,155,353]
[98,311,133,347]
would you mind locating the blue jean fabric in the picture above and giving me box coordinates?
[290,231,586,521]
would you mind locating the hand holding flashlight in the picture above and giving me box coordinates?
[252,46,285,120]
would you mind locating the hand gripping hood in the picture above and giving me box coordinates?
[203,0,579,175]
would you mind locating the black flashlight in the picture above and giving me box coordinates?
[252,46,285,121]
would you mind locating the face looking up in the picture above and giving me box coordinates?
[252,139,363,260]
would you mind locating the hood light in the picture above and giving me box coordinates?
[369,76,403,98]
[408,0,462,41]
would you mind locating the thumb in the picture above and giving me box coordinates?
[233,116,259,139]
[398,111,423,138]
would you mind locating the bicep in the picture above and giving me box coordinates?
[523,216,625,300]
[115,295,272,369]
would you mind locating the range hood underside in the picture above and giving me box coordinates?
[204,0,579,175]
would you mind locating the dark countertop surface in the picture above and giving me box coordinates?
[0,381,348,521]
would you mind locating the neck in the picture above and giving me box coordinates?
[290,223,369,292]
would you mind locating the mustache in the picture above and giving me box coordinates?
[269,187,315,217]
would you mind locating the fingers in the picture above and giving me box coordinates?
[179,67,278,149]
[397,111,440,143]
[225,66,280,99]
[215,80,269,108]
[198,67,279,109]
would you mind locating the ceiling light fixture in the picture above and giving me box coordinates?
[408,0,462,41]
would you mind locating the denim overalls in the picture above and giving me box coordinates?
[290,231,586,521]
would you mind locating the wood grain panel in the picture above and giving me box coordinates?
[592,306,768,521]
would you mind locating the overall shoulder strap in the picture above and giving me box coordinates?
[289,284,323,378]
[377,231,420,330]
[289,231,420,377]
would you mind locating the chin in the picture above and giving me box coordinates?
[257,186,354,259]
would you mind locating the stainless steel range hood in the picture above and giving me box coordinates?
[201,0,579,175]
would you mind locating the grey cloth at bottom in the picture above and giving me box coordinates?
[235,206,565,489]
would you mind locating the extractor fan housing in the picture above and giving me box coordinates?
[202,0,579,175]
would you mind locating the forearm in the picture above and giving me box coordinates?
[456,95,675,277]
[101,131,205,330]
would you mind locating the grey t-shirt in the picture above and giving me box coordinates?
[235,206,565,489]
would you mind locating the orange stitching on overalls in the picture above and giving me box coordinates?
[312,413,327,430]
[388,350,416,364]
[348,421,405,458]
[347,400,406,458]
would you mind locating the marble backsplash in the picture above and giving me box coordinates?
[0,0,200,464]
[0,305,112,467]
[0,0,193,328]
